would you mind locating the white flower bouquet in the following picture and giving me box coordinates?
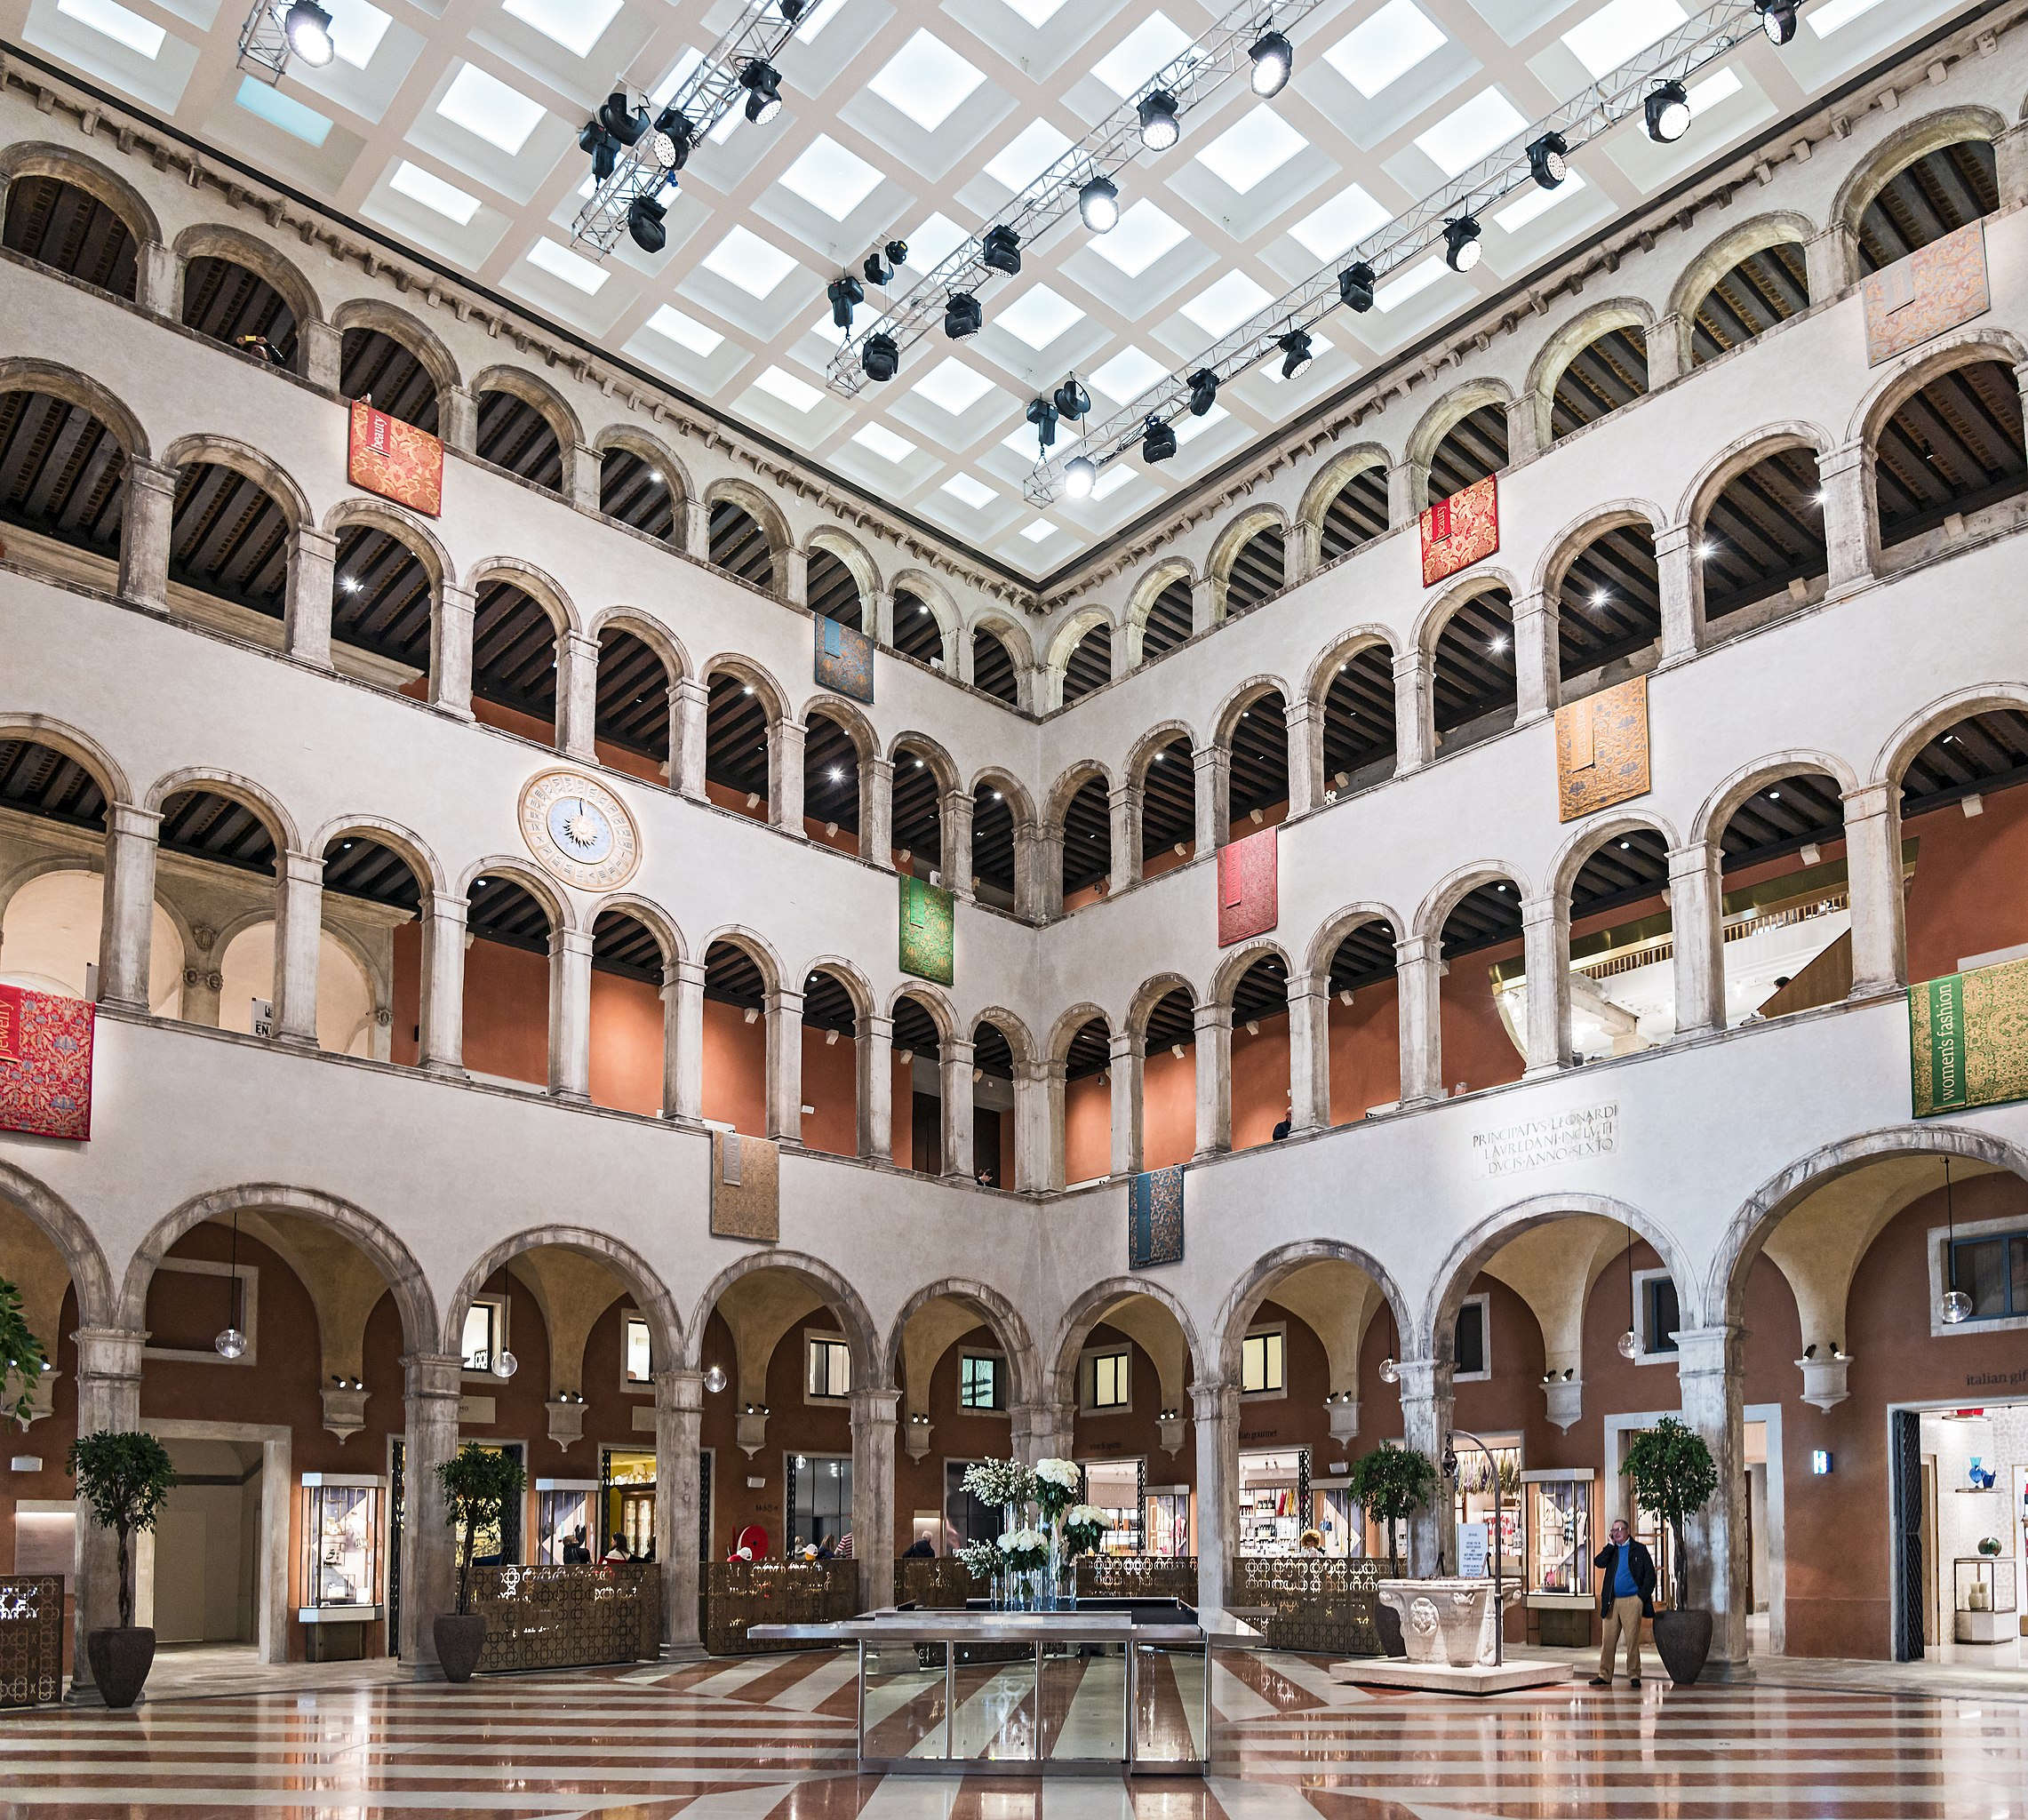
[1060,1503,1108,1558]
[955,1538,1001,1584]
[962,1458,1036,1510]
[1032,1457,1081,1518]
[998,1526,1050,1573]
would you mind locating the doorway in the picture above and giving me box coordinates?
[139,1420,291,1664]
[1901,1402,2028,1667]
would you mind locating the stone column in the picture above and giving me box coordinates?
[548,926,593,1103]
[565,443,602,515]
[65,1327,145,1702]
[1505,396,1542,466]
[1511,590,1558,725]
[1387,460,1419,530]
[1656,525,1699,665]
[1107,786,1141,893]
[1394,934,1443,1106]
[418,891,467,1073]
[1520,896,1569,1078]
[1397,1357,1456,1575]
[442,387,479,455]
[658,976,689,1122]
[770,718,807,839]
[766,986,804,1144]
[270,850,325,1049]
[779,547,808,609]
[1674,1324,1751,1676]
[654,1368,706,1656]
[861,758,894,869]
[555,629,601,760]
[940,1037,976,1178]
[673,678,709,800]
[399,1351,465,1677]
[1035,829,1066,920]
[1286,971,1331,1133]
[1998,121,2028,210]
[1819,441,1872,596]
[1803,227,1854,301]
[1015,1058,1055,1192]
[941,789,974,899]
[97,803,162,1011]
[667,959,706,1120]
[300,318,342,393]
[1842,782,1906,998]
[1189,576,1217,635]
[867,589,894,649]
[1192,1002,1233,1159]
[1190,1380,1238,1611]
[1392,650,1434,772]
[1108,1030,1144,1177]
[849,1386,899,1608]
[116,458,176,614]
[283,525,338,671]
[1110,621,1138,679]
[683,499,711,562]
[1014,823,1049,922]
[1192,746,1229,853]
[136,240,177,317]
[1037,1058,1068,1192]
[1667,842,1727,1037]
[1648,314,1689,387]
[429,582,476,720]
[1283,700,1320,817]
[1285,518,1320,588]
[1010,1400,1075,1466]
[861,1011,893,1163]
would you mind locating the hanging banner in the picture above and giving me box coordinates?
[348,400,444,517]
[1863,221,1989,367]
[899,874,955,986]
[1555,675,1650,822]
[1909,955,2028,1118]
[812,614,874,704]
[1420,475,1499,587]
[1129,1165,1185,1269]
[0,984,94,1140]
[1217,825,1277,947]
[710,1130,780,1241]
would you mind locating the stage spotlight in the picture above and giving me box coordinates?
[1442,215,1481,272]
[1337,260,1375,311]
[827,275,864,330]
[862,332,899,381]
[600,90,648,145]
[283,1,334,65]
[1645,79,1689,143]
[653,107,695,168]
[1065,455,1096,499]
[1026,397,1060,450]
[1187,368,1218,416]
[1142,415,1178,463]
[1278,329,1313,379]
[1756,0,1799,44]
[579,120,619,181]
[1054,378,1090,420]
[741,60,783,124]
[982,224,1022,275]
[1079,175,1120,234]
[945,291,983,338]
[627,195,667,254]
[1138,89,1180,150]
[780,0,808,20]
[1526,131,1569,188]
[863,248,891,286]
[1250,28,1292,97]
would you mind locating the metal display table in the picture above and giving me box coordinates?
[747,1603,1263,1775]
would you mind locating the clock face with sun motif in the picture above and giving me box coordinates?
[517,770,640,891]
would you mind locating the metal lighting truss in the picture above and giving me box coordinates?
[236,1,296,84]
[571,0,825,260]
[1026,0,1800,504]
[827,0,1337,398]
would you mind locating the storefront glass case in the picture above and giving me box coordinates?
[1449,1438,1523,1579]
[299,1473,383,1619]
[1239,1449,1310,1557]
[1145,1489,1190,1556]
[1521,1469,1593,1595]
[1314,1481,1361,1557]
[536,1479,597,1564]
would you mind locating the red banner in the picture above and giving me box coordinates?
[348,400,443,517]
[1420,474,1499,587]
[0,984,94,1140]
[1217,826,1278,947]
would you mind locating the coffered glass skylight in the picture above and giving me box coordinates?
[1019,519,1060,543]
[1195,108,1308,196]
[389,159,481,225]
[941,473,999,508]
[1324,0,1448,99]
[755,365,826,411]
[236,77,333,148]
[998,283,1086,349]
[526,237,608,294]
[868,30,986,132]
[778,134,884,221]
[703,227,802,299]
[1093,12,1194,97]
[1414,87,1529,178]
[1290,182,1392,261]
[1090,199,1187,277]
[903,212,970,272]
[1810,0,1888,34]
[986,121,1074,193]
[57,0,164,59]
[502,0,624,60]
[913,357,999,415]
[852,423,918,463]
[1090,345,1168,403]
[644,304,725,357]
[1495,165,1586,230]
[999,0,1074,24]
[325,0,392,70]
[1377,253,1448,308]
[1561,0,1687,80]
[436,63,546,156]
[1182,271,1274,338]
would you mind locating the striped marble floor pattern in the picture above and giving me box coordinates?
[2,1647,2025,1818]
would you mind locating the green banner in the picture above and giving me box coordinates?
[1909,955,2028,1117]
[898,874,954,986]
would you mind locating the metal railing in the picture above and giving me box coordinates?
[467,1561,660,1673]
[704,1559,858,1654]
[0,1575,63,1707]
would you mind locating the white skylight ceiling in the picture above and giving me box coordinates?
[39,0,1979,581]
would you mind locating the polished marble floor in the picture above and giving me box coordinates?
[3,1648,2026,1817]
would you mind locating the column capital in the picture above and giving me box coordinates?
[1392,1355,1453,1404]
[72,1327,148,1379]
[653,1366,706,1414]
[673,674,710,706]
[1191,744,1226,772]
[1192,1002,1233,1035]
[400,1351,466,1400]
[850,1385,901,1425]
[1655,522,1695,557]
[1665,839,1719,875]
[1187,1378,1235,1421]
[1510,588,1551,622]
[280,848,325,886]
[673,957,707,988]
[560,627,600,659]
[1520,893,1565,930]
[864,1011,894,1042]
[1392,647,1429,680]
[1672,1322,1744,1379]
[124,456,179,497]
[1285,970,1329,1004]
[1107,1028,1145,1063]
[1816,439,1867,479]
[1840,779,1896,821]
[946,1034,976,1063]
[107,801,163,839]
[438,579,476,614]
[1106,782,1138,810]
[764,986,805,1018]
[1394,931,1440,967]
[552,925,595,958]
[294,523,339,559]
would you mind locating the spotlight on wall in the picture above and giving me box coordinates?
[1644,79,1690,143]
[1249,28,1293,96]
[1278,329,1313,378]
[1526,131,1569,188]
[627,195,667,254]
[283,1,335,65]
[1138,88,1181,150]
[741,60,784,124]
[1142,414,1177,463]
[1337,261,1375,312]
[1187,368,1218,416]
[1079,175,1120,234]
[826,274,864,329]
[982,224,1022,275]
[1756,0,1800,44]
[1442,216,1482,272]
[1064,455,1097,499]
[944,291,983,339]
[862,332,899,381]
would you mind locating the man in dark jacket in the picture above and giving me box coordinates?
[1590,1518,1657,1688]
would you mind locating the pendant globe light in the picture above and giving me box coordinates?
[1941,1156,1973,1324]
[1378,1305,1400,1385]
[704,1363,729,1394]
[490,1261,519,1378]
[1617,1223,1639,1360]
[214,1209,247,1359]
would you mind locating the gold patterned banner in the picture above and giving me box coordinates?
[1420,475,1499,587]
[1863,221,1989,367]
[711,1130,780,1241]
[1554,675,1649,823]
[348,401,444,516]
[1909,955,2028,1118]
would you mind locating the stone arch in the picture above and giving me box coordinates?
[0,1158,116,1329]
[143,765,299,853]
[892,568,961,654]
[1522,298,1656,449]
[1412,566,1522,661]
[1213,1238,1413,1385]
[685,1248,883,1384]
[1048,1000,1111,1065]
[1830,107,2008,249]
[0,713,132,807]
[161,433,311,532]
[592,424,694,508]
[172,221,326,345]
[456,854,573,934]
[331,297,462,400]
[470,363,586,454]
[968,608,1034,671]
[1301,627,1396,714]
[885,1277,1038,1411]
[704,477,792,593]
[323,494,454,589]
[1414,859,1537,944]
[1406,377,1513,475]
[886,978,959,1046]
[1665,210,1820,365]
[1127,971,1198,1040]
[1206,504,1287,614]
[1303,902,1404,980]
[1874,682,2028,793]
[1848,328,2028,452]
[1125,557,1197,651]
[699,922,784,998]
[970,1005,1035,1068]
[1048,1275,1203,1408]
[803,954,875,1025]
[1531,500,1666,601]
[1210,938,1290,1009]
[1210,672,1292,747]
[584,892,686,971]
[587,605,690,688]
[806,524,882,603]
[970,765,1036,827]
[1547,810,1683,906]
[890,729,961,794]
[1689,749,1862,846]
[444,1225,684,1370]
[1675,421,1836,530]
[0,141,162,251]
[118,1183,436,1350]
[1045,604,1115,708]
[307,813,446,897]
[1126,720,1200,787]
[0,355,149,460]
[468,555,579,637]
[1297,443,1392,544]
[705,653,788,724]
[1045,758,1115,829]
[801,691,879,765]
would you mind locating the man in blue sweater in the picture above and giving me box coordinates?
[1589,1518,1657,1688]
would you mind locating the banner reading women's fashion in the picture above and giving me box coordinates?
[1909,954,2028,1116]
[0,984,95,1140]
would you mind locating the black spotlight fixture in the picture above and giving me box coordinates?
[1026,397,1061,450]
[1337,260,1375,311]
[1187,368,1218,416]
[283,1,335,66]
[1053,377,1090,420]
[1645,78,1690,143]
[1755,0,1799,44]
[826,274,864,330]
[982,224,1022,275]
[1142,414,1178,463]
[1526,130,1569,188]
[653,106,696,168]
[741,60,784,124]
[599,89,649,145]
[1064,455,1097,499]
[862,332,899,381]
[1442,214,1482,272]
[1078,175,1120,234]
[579,119,619,182]
[945,291,983,339]
[1278,329,1313,379]
[1138,88,1180,151]
[780,0,808,20]
[627,194,667,255]
[1250,28,1293,97]
[863,246,892,285]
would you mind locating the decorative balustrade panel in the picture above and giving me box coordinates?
[467,1562,660,1673]
[1075,1556,1201,1603]
[0,1576,62,1707]
[1232,1558,1382,1656]
[704,1560,858,1655]
[894,1558,978,1609]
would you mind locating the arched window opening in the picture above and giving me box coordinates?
[971,781,1015,907]
[1539,829,1676,1061]
[801,967,859,1159]
[802,711,860,853]
[1857,140,1999,273]
[1322,648,1396,798]
[1061,775,1111,907]
[339,328,438,432]
[1225,525,1284,615]
[1690,243,1807,365]
[1716,772,1851,1023]
[1557,525,1661,691]
[169,462,290,618]
[1319,468,1389,563]
[1140,737,1195,873]
[2,175,137,298]
[1900,710,2028,982]
[971,1019,1017,1188]
[1428,403,1507,504]
[1141,575,1194,660]
[181,257,298,371]
[475,389,563,491]
[1141,988,1195,1169]
[704,673,770,818]
[598,448,676,540]
[891,744,943,877]
[1062,623,1111,704]
[331,524,431,683]
[708,499,774,588]
[805,547,864,630]
[0,737,106,834]
[158,787,276,1034]
[1431,588,1516,754]
[323,834,419,1062]
[0,389,125,559]
[594,629,673,785]
[892,993,944,1174]
[160,789,275,877]
[470,579,561,741]
[1439,878,1525,1095]
[1551,327,1647,441]
[971,626,1018,702]
[894,588,943,663]
[1229,951,1289,1152]
[1698,447,1826,626]
[1062,1013,1112,1185]
[587,908,665,1115]
[1228,690,1289,833]
[702,938,768,1132]
[1325,922,1400,1122]
[1874,360,2027,550]
[463,873,553,1088]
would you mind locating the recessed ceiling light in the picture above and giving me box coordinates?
[996,284,1085,350]
[57,0,165,59]
[1196,107,1307,196]
[1324,0,1446,98]
[701,226,800,298]
[436,63,547,156]
[778,133,883,222]
[644,304,724,357]
[1415,87,1529,179]
[1562,0,1687,81]
[1290,183,1389,263]
[986,120,1074,193]
[1090,345,1168,403]
[526,237,608,294]
[388,160,480,226]
[868,29,986,133]
[1094,13,1195,98]
[1182,271,1273,339]
[1090,200,1186,277]
[851,423,917,463]
[753,365,824,411]
[502,0,622,60]
[912,357,1000,415]
[941,473,998,509]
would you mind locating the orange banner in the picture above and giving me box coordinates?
[348,400,444,516]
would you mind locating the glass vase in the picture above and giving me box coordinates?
[1044,1529,1077,1611]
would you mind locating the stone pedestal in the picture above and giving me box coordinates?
[1332,1579,1573,1696]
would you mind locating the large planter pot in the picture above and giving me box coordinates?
[1651,1608,1713,1686]
[86,1626,155,1709]
[433,1613,486,1683]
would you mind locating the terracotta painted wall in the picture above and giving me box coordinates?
[1065,1074,1110,1183]
[459,937,550,1086]
[1439,931,1525,1094]
[1327,977,1401,1119]
[588,970,663,1114]
[893,1322,1021,1546]
[701,996,767,1134]
[1903,790,2028,980]
[1230,1014,1291,1152]
[1143,1044,1195,1171]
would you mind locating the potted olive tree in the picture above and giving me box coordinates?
[1,1273,49,1425]
[1620,1416,1721,1685]
[433,1442,526,1682]
[1346,1442,1436,1657]
[67,1430,177,1708]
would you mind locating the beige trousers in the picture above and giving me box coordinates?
[1599,1594,1644,1679]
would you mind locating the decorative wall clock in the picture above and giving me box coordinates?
[517,770,640,890]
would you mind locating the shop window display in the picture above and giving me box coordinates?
[1239,1449,1309,1556]
[601,1448,657,1559]
[299,1473,383,1661]
[537,1479,596,1563]
[1522,1467,1594,1647]
[1145,1486,1190,1556]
